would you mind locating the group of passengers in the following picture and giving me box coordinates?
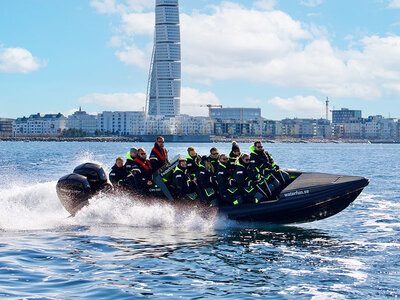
[109,136,290,206]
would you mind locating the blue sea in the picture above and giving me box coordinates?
[0,141,399,299]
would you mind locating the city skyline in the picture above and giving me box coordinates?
[1,0,400,119]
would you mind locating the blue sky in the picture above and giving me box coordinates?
[1,0,400,120]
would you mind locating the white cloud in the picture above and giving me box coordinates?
[253,0,277,11]
[91,0,118,13]
[78,92,147,111]
[0,46,45,74]
[92,0,400,101]
[181,87,221,116]
[115,44,149,69]
[388,0,400,8]
[121,12,154,35]
[268,95,325,118]
[77,87,220,116]
[300,0,323,7]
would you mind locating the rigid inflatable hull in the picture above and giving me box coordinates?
[218,172,369,224]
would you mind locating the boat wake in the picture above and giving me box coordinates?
[0,181,226,232]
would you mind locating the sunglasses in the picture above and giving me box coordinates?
[139,152,146,155]
[212,152,219,155]
[157,141,164,144]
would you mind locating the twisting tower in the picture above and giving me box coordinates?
[146,0,181,117]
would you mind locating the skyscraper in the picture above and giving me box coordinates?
[147,0,181,117]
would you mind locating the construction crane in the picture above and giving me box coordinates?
[200,104,223,121]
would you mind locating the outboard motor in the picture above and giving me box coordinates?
[56,173,92,216]
[73,163,110,192]
[56,163,112,216]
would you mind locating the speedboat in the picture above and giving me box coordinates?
[56,157,369,224]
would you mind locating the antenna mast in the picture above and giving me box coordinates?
[325,97,329,120]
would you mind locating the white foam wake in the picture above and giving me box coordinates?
[0,181,224,232]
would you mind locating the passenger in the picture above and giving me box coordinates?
[125,147,138,174]
[172,158,198,201]
[233,153,266,204]
[216,154,243,206]
[149,136,169,173]
[249,140,289,187]
[109,157,128,187]
[186,146,201,180]
[131,148,153,195]
[208,147,219,174]
[196,155,218,206]
[228,141,241,172]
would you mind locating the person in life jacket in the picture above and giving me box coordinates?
[233,153,268,204]
[186,146,201,180]
[172,158,198,201]
[249,140,289,189]
[109,157,128,187]
[125,147,138,174]
[149,136,169,173]
[131,148,153,195]
[196,155,218,206]
[228,141,241,173]
[208,147,219,175]
[216,154,243,206]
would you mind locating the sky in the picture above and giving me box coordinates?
[1,0,400,120]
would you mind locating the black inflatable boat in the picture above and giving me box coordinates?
[56,158,369,224]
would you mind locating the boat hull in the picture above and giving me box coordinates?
[218,173,369,224]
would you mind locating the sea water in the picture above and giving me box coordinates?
[0,141,399,298]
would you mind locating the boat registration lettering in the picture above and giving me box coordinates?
[284,189,310,197]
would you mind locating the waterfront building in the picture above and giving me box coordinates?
[316,119,333,138]
[263,120,277,137]
[363,115,397,140]
[397,120,400,140]
[210,107,261,122]
[97,111,146,135]
[173,115,211,135]
[280,118,317,138]
[342,118,363,139]
[66,107,97,135]
[13,113,66,136]
[210,107,262,136]
[96,111,210,136]
[332,108,362,124]
[147,0,181,117]
[0,118,14,137]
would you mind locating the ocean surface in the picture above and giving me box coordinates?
[0,141,399,299]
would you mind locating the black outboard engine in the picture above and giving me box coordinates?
[56,163,112,216]
[56,173,92,216]
[73,163,110,192]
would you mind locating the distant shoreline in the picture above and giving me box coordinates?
[1,136,399,144]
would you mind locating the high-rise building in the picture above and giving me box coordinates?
[147,0,181,117]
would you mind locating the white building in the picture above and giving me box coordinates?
[97,111,146,135]
[66,108,98,135]
[364,115,397,139]
[13,113,66,136]
[96,111,210,136]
